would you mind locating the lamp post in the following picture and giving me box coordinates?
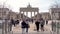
[2,0,8,34]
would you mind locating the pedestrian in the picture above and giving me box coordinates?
[31,19,33,23]
[15,19,19,26]
[46,20,48,25]
[9,19,13,31]
[21,20,26,34]
[35,20,40,32]
[11,19,15,27]
[25,19,30,33]
[40,18,45,31]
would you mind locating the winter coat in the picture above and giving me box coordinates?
[40,20,45,25]
[21,21,26,28]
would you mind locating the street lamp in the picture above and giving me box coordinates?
[2,0,9,34]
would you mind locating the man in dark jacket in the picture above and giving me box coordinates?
[35,20,40,32]
[21,20,26,34]
[21,21,26,28]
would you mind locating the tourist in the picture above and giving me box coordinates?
[40,18,45,31]
[31,19,33,23]
[9,19,14,31]
[25,19,30,33]
[15,19,19,26]
[46,20,48,25]
[21,20,26,34]
[11,19,15,27]
[35,20,40,32]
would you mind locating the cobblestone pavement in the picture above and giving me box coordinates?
[12,21,52,34]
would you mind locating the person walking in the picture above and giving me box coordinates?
[40,18,45,31]
[25,19,30,33]
[35,20,40,32]
[15,19,19,26]
[8,18,14,31]
[11,19,15,27]
[21,20,26,34]
[8,19,12,32]
[46,20,48,25]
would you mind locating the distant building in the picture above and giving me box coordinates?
[41,12,51,20]
[18,13,29,20]
[8,11,18,20]
[0,8,18,20]
[32,12,51,20]
[0,8,9,19]
[31,13,41,20]
[50,8,60,20]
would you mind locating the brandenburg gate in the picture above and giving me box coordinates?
[19,4,39,20]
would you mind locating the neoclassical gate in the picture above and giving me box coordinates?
[19,4,39,20]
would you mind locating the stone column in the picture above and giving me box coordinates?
[37,11,39,20]
[26,12,28,19]
[34,12,35,17]
[23,12,24,19]
[5,19,8,34]
[34,12,35,20]
[31,12,32,18]
[20,11,21,20]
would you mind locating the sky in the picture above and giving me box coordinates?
[0,0,56,12]
[0,0,59,17]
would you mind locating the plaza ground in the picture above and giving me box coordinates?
[12,21,52,34]
[0,20,60,34]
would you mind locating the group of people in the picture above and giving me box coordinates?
[35,18,48,32]
[21,20,30,34]
[21,18,48,33]
[9,18,48,34]
[11,19,19,27]
[9,19,19,31]
[35,18,45,32]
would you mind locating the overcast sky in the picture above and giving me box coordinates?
[0,0,59,17]
[0,0,56,12]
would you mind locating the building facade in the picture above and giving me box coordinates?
[50,8,60,20]
[8,11,18,20]
[41,12,51,20]
[0,8,18,20]
[0,8,9,19]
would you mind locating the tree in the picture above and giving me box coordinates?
[50,0,60,8]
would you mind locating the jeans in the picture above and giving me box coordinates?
[22,28,25,34]
[26,28,28,32]
[22,28,28,34]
